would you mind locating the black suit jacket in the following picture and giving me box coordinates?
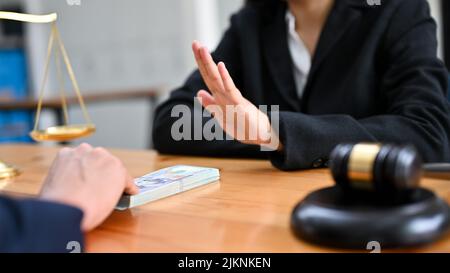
[153,0,450,170]
[0,196,83,253]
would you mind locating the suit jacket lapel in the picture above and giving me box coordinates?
[309,0,364,77]
[300,0,364,109]
[262,2,300,111]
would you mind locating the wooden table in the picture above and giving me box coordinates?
[1,144,450,253]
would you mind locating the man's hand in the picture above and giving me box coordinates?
[40,143,139,231]
[192,41,282,151]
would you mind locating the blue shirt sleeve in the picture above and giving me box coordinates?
[0,196,84,253]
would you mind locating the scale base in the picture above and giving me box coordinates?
[291,187,450,249]
[0,161,20,179]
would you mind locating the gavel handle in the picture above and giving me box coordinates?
[423,163,450,180]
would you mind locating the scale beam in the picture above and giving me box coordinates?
[0,12,57,23]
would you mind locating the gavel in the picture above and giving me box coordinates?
[290,143,450,249]
[330,143,450,197]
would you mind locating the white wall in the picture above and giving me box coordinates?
[428,0,444,59]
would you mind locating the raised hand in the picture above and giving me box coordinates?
[192,41,282,151]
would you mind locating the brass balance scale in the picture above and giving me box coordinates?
[0,11,95,180]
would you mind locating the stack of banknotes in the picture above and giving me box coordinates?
[116,165,220,210]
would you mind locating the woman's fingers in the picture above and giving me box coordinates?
[218,62,241,100]
[193,42,218,95]
[199,47,225,93]
[197,90,226,126]
[192,41,241,104]
[192,41,224,97]
[197,90,217,108]
[192,41,209,80]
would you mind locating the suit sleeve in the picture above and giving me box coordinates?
[0,196,84,253]
[152,13,266,158]
[270,0,450,170]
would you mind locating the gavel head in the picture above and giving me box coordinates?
[329,143,423,197]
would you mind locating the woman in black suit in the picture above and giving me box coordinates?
[153,0,450,170]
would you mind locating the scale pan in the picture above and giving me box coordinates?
[0,161,20,180]
[30,124,96,142]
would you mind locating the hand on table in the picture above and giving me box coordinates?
[39,143,139,231]
[192,41,282,151]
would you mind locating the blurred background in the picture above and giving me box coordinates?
[0,0,446,150]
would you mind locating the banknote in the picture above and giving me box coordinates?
[116,165,220,210]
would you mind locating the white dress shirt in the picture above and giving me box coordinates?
[286,10,312,100]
